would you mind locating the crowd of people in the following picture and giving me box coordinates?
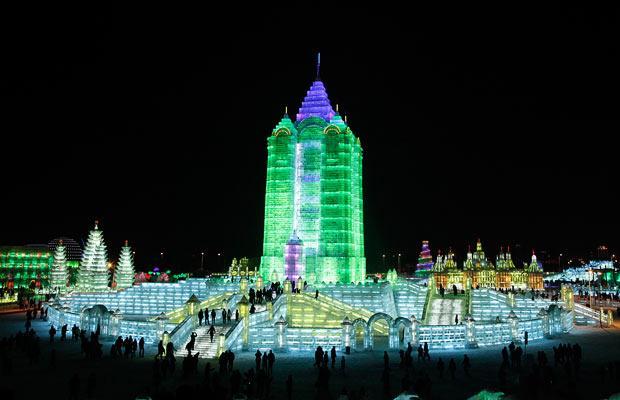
[248,281,285,305]
[111,335,145,358]
[197,307,240,326]
[5,294,620,399]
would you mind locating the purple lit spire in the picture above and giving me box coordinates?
[296,80,336,122]
[296,54,335,122]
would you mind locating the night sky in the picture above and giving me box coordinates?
[1,7,617,272]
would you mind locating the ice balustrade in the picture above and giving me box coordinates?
[47,306,81,330]
[393,281,427,320]
[272,295,287,319]
[165,292,235,323]
[286,327,341,351]
[573,303,610,325]
[475,323,513,346]
[563,309,575,331]
[47,305,59,324]
[168,316,193,350]
[471,289,563,322]
[417,324,466,349]
[224,319,244,351]
[248,308,273,327]
[245,297,285,348]
[382,284,398,318]
[118,319,160,343]
[248,326,276,347]
[518,318,544,341]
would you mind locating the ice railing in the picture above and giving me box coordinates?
[224,319,244,351]
[118,319,160,343]
[393,285,427,320]
[165,292,234,323]
[286,327,341,351]
[472,288,565,322]
[245,295,287,349]
[168,315,193,350]
[47,306,81,330]
[573,303,611,325]
[418,324,466,349]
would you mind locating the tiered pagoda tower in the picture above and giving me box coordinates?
[260,56,366,284]
[77,221,109,292]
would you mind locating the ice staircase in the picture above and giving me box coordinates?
[289,293,389,334]
[176,323,230,359]
[426,297,464,325]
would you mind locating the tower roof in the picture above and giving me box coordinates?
[296,80,335,123]
[272,113,297,136]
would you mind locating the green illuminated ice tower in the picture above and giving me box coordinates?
[260,56,365,283]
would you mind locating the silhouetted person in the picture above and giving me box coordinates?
[384,351,390,370]
[331,346,337,368]
[455,314,459,325]
[157,340,165,359]
[49,325,56,343]
[221,309,226,324]
[463,354,471,376]
[208,325,215,343]
[198,308,204,326]
[255,350,262,371]
[448,358,456,379]
[210,309,216,324]
[315,289,319,300]
[139,337,145,357]
[235,309,239,321]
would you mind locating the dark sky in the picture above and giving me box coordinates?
[1,7,618,272]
